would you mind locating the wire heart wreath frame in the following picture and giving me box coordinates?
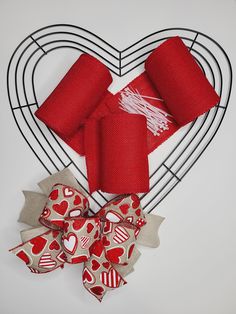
[7,25,232,214]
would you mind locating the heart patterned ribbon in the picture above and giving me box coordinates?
[10,169,164,301]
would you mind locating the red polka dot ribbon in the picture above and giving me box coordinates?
[10,184,147,301]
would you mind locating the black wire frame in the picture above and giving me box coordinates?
[6,24,233,214]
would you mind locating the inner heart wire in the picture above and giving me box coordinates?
[7,25,232,214]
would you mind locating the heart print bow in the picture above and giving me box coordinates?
[10,180,159,301]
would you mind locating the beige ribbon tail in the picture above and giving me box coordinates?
[20,226,49,242]
[18,191,47,227]
[136,214,165,248]
[38,168,87,196]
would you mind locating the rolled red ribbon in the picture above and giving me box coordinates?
[35,54,112,137]
[85,113,149,194]
[145,36,220,126]
[34,37,220,195]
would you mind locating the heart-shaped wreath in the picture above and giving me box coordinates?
[7,25,232,214]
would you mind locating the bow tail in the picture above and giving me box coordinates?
[10,229,65,274]
[113,245,141,277]
[82,240,126,301]
[82,219,141,302]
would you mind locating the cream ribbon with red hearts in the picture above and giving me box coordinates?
[10,170,164,301]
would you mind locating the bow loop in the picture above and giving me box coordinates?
[62,217,100,264]
[83,239,127,301]
[11,229,66,274]
[39,184,89,230]
[102,222,137,265]
[96,194,146,229]
[10,171,164,302]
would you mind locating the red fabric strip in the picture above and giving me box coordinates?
[77,72,180,156]
[84,119,100,192]
[145,36,220,126]
[35,54,112,137]
[62,91,113,156]
[85,114,149,194]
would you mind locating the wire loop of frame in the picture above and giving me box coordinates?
[7,25,232,213]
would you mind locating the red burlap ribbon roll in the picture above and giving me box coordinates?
[85,113,149,193]
[34,37,220,194]
[35,54,112,137]
[145,36,220,126]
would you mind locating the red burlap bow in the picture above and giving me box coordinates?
[10,184,146,301]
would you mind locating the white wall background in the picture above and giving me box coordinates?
[0,1,235,313]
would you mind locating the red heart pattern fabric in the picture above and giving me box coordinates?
[11,230,64,274]
[39,183,89,229]
[10,184,146,301]
[38,253,57,269]
[62,218,100,263]
[30,236,48,255]
[83,240,126,301]
[101,267,124,288]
